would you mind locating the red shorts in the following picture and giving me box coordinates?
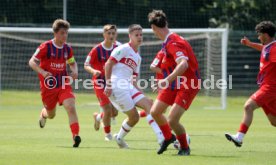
[250,85,276,116]
[41,85,75,110]
[94,86,111,106]
[157,88,199,110]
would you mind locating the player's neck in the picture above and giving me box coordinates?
[103,40,113,49]
[53,38,64,48]
[160,29,170,41]
[129,42,138,53]
[265,38,275,45]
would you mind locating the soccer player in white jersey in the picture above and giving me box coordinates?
[104,24,164,148]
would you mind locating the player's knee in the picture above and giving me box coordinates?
[168,118,178,128]
[244,103,254,112]
[65,104,76,114]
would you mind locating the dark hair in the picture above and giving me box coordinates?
[148,10,167,28]
[128,24,142,33]
[52,19,70,33]
[255,21,276,37]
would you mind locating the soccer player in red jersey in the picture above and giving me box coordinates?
[225,21,276,147]
[148,10,200,155]
[28,19,81,147]
[84,24,120,141]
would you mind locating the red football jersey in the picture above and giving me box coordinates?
[84,43,119,84]
[151,50,165,79]
[161,33,200,90]
[33,40,74,90]
[257,41,276,86]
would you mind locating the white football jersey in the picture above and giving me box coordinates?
[109,43,141,81]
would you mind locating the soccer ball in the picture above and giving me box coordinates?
[173,134,191,150]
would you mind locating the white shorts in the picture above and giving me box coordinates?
[109,83,145,112]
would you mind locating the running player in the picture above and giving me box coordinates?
[104,24,164,148]
[84,24,120,141]
[28,19,81,147]
[225,21,276,147]
[148,10,200,155]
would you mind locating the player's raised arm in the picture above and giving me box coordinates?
[241,36,263,51]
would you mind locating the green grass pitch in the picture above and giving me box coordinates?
[0,91,275,165]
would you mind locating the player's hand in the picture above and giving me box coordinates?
[41,70,52,78]
[70,72,78,80]
[104,86,112,97]
[241,36,251,46]
[93,70,101,77]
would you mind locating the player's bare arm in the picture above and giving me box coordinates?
[68,59,78,79]
[104,59,116,97]
[84,64,101,77]
[28,56,52,78]
[241,36,263,51]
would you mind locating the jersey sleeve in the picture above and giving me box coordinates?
[33,43,47,61]
[84,48,97,66]
[109,47,125,63]
[167,42,189,63]
[66,45,76,64]
[270,46,276,63]
[151,51,164,68]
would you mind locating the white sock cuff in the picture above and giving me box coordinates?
[146,114,153,122]
[122,120,132,131]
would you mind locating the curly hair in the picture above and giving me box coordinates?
[255,21,276,37]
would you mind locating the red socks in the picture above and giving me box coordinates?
[70,123,79,136]
[104,126,111,134]
[238,123,249,134]
[176,134,189,149]
[159,123,172,140]
[139,110,147,118]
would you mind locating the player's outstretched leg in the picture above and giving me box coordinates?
[39,107,56,128]
[136,98,165,145]
[225,98,258,147]
[63,98,81,148]
[114,108,139,149]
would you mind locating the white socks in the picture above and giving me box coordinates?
[235,132,245,142]
[146,114,164,143]
[117,120,132,140]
